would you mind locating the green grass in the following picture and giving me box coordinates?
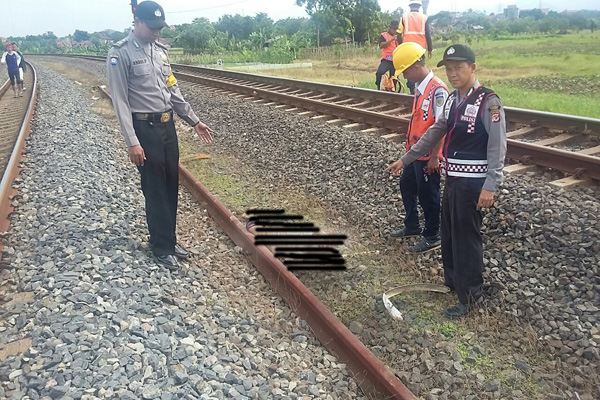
[488,84,600,117]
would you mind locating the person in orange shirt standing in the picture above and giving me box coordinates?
[389,42,448,253]
[375,20,400,91]
[401,0,433,94]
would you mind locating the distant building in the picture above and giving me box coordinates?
[504,5,519,19]
[561,10,581,15]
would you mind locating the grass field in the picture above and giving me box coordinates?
[231,32,600,118]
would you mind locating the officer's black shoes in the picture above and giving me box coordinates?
[410,237,442,253]
[444,293,485,319]
[154,254,179,270]
[444,302,469,319]
[174,244,189,259]
[390,227,422,238]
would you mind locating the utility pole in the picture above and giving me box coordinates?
[131,0,138,24]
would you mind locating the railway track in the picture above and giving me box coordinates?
[40,54,600,185]
[10,57,418,398]
[0,63,37,237]
[17,56,598,399]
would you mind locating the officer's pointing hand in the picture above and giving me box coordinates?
[477,189,495,210]
[128,145,146,166]
[193,121,214,144]
[385,159,404,176]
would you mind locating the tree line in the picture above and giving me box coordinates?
[4,7,599,60]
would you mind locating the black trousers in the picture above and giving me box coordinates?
[400,159,441,240]
[441,177,485,304]
[133,117,179,256]
[375,59,395,90]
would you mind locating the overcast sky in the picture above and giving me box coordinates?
[2,0,598,38]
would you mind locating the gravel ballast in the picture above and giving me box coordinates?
[31,57,600,400]
[0,63,368,400]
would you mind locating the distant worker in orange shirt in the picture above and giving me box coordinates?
[375,20,400,91]
[401,0,433,94]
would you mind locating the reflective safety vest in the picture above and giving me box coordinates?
[380,32,398,61]
[443,86,497,178]
[402,12,428,49]
[406,76,448,161]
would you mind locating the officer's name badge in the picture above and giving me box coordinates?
[110,54,119,66]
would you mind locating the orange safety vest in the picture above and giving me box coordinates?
[380,32,398,61]
[402,12,428,49]
[406,75,448,161]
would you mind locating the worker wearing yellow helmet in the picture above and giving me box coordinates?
[388,42,448,256]
[387,44,508,319]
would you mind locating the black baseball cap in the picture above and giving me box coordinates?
[134,1,168,29]
[437,44,476,67]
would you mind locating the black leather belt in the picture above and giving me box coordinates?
[133,110,173,123]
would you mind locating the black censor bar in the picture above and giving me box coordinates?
[246,209,347,270]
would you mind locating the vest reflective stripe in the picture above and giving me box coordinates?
[381,32,398,61]
[406,76,448,161]
[445,158,489,178]
[402,13,427,48]
[446,158,488,165]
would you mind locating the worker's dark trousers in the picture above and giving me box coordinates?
[133,117,179,256]
[375,59,395,90]
[400,159,441,240]
[441,177,485,305]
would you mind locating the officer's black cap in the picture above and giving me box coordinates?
[134,1,168,29]
[437,44,476,67]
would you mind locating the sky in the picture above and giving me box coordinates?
[1,0,599,38]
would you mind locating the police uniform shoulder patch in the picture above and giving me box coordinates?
[489,104,501,111]
[109,53,119,66]
[113,37,129,48]
[491,111,501,123]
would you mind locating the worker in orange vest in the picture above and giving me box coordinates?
[375,20,400,91]
[401,0,433,94]
[388,42,448,253]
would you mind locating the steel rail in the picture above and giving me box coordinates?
[35,54,600,179]
[95,81,417,400]
[179,167,416,399]
[0,62,38,242]
[173,70,600,180]
[32,54,600,135]
[174,70,410,130]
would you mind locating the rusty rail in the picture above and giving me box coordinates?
[95,77,417,399]
[179,167,416,399]
[0,62,38,243]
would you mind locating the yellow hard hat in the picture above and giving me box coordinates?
[392,42,426,75]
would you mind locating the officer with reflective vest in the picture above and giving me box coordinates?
[389,43,448,254]
[375,20,400,91]
[107,1,214,270]
[387,44,507,319]
[401,0,433,94]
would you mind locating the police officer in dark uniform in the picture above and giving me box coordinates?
[387,44,507,318]
[107,1,214,270]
